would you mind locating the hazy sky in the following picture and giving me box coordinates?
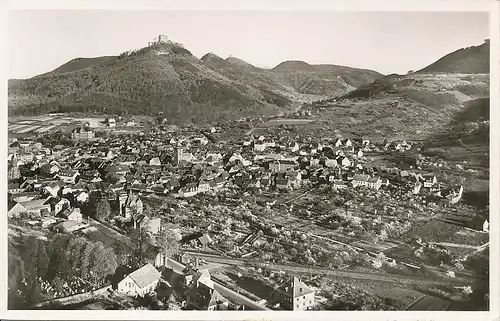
[8,10,489,79]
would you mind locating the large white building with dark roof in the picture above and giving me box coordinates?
[117,263,161,297]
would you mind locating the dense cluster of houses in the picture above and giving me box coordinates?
[8,118,483,310]
[7,124,464,234]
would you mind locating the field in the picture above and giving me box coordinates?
[406,220,464,243]
[264,118,315,126]
[371,287,425,307]
[8,115,110,137]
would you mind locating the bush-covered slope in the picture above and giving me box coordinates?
[45,56,116,75]
[203,56,382,101]
[417,41,489,74]
[308,71,489,141]
[8,43,282,123]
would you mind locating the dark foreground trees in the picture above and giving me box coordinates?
[8,234,118,309]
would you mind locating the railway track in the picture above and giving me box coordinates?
[182,250,479,287]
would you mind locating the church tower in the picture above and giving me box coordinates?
[175,148,183,165]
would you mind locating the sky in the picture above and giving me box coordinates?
[8,10,490,79]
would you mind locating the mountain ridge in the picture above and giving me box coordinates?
[417,41,489,74]
[9,39,383,121]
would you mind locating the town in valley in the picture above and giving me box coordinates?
[7,17,490,312]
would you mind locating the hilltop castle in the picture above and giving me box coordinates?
[148,35,169,47]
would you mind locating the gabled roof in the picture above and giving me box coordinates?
[127,263,161,289]
[198,234,212,246]
[19,197,51,210]
[185,274,228,310]
[352,174,370,181]
[58,170,79,177]
[58,207,81,219]
[277,276,314,299]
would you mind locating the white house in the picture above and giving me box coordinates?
[352,174,371,188]
[53,198,71,215]
[269,160,299,173]
[336,156,351,168]
[324,158,338,168]
[366,177,382,190]
[422,175,437,188]
[59,208,83,222]
[273,277,315,311]
[76,191,89,203]
[149,157,162,166]
[288,141,300,153]
[332,180,349,190]
[343,139,353,148]
[117,263,161,297]
[57,170,80,184]
[107,118,116,128]
[483,219,489,232]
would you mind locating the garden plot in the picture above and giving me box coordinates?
[36,116,55,122]
[264,118,315,126]
[383,244,421,265]
[351,239,402,253]
[36,125,57,133]
[371,287,425,307]
[406,220,463,243]
[17,125,42,134]
[441,228,489,247]
[9,124,29,131]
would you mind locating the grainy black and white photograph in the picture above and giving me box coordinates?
[4,1,497,316]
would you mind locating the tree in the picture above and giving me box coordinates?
[87,242,118,285]
[340,188,357,216]
[8,248,26,309]
[95,198,111,221]
[66,236,88,276]
[21,236,49,281]
[47,234,117,286]
[156,228,181,258]
[130,228,152,267]
[47,234,73,280]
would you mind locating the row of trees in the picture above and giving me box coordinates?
[9,234,118,309]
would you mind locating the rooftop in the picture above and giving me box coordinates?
[127,263,161,289]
